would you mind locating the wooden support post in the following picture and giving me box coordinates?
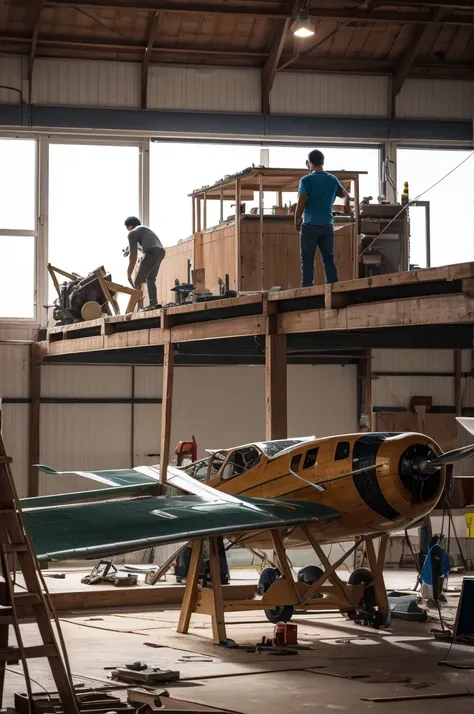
[28,343,41,497]
[235,179,241,291]
[208,537,227,643]
[203,191,207,231]
[353,177,360,279]
[270,530,301,604]
[265,309,287,440]
[220,189,224,223]
[454,350,462,416]
[177,540,203,634]
[259,172,264,290]
[365,535,389,618]
[159,340,174,485]
[192,197,196,234]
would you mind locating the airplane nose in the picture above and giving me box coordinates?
[398,444,442,503]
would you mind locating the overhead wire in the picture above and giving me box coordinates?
[360,149,474,257]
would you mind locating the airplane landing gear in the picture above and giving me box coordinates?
[347,567,390,629]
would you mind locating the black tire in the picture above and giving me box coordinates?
[297,565,323,585]
[264,605,294,624]
[348,567,376,609]
[258,567,280,594]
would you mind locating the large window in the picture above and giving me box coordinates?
[48,144,140,306]
[0,138,36,319]
[150,142,261,245]
[267,145,381,205]
[397,148,474,267]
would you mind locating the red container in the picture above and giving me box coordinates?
[274,622,286,646]
[285,623,298,645]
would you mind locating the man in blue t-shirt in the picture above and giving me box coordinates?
[294,150,350,287]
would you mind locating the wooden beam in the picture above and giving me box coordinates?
[159,340,174,485]
[208,537,227,643]
[177,540,203,634]
[141,11,159,109]
[261,1,300,114]
[28,343,41,497]
[271,529,301,604]
[43,0,474,24]
[265,332,287,441]
[391,7,445,109]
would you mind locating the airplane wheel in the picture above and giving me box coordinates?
[264,605,294,624]
[258,567,281,594]
[348,568,385,629]
[297,565,323,585]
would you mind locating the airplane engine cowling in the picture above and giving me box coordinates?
[398,443,442,503]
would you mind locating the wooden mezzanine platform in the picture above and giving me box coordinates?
[38,261,474,363]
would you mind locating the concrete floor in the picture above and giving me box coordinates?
[4,568,474,713]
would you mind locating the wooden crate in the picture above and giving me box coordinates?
[157,238,194,304]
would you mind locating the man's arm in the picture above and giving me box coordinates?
[336,182,351,215]
[295,193,308,230]
[127,236,138,286]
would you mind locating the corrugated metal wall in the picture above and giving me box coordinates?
[36,363,357,496]
[0,342,30,497]
[147,66,261,113]
[270,73,389,117]
[372,349,472,409]
[396,79,474,120]
[31,59,141,108]
[0,56,24,103]
[1,56,472,120]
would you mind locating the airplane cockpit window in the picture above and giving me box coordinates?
[220,447,261,481]
[183,458,209,482]
[303,448,319,469]
[290,454,302,472]
[335,441,351,461]
[258,439,312,457]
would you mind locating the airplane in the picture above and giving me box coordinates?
[14,418,474,635]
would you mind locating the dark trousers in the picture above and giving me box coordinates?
[300,223,338,287]
[134,246,165,306]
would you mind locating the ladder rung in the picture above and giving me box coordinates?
[2,543,27,553]
[14,593,41,606]
[0,457,13,464]
[0,644,58,661]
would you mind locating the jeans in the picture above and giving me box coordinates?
[134,246,165,306]
[300,223,338,287]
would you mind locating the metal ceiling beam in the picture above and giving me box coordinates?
[391,6,446,112]
[42,0,474,25]
[374,0,474,10]
[261,0,301,114]
[141,10,159,108]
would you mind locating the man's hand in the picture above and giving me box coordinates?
[343,192,351,215]
[295,218,302,232]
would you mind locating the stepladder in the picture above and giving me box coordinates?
[0,413,79,714]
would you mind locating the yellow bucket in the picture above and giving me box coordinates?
[465,513,474,538]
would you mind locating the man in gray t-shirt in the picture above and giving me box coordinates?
[125,216,165,308]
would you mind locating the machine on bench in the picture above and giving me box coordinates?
[169,273,237,306]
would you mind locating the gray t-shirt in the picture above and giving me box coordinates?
[128,225,163,253]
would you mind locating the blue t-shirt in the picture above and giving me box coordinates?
[298,171,345,226]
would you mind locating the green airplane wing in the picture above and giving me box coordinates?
[24,493,340,562]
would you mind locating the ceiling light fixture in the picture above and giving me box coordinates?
[293,8,315,38]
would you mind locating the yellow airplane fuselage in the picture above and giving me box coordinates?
[203,432,445,548]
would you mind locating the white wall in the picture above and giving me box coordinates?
[1,56,472,120]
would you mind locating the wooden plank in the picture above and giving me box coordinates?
[170,314,265,343]
[159,340,174,486]
[278,294,474,334]
[365,535,389,618]
[177,540,203,634]
[269,261,474,301]
[271,530,301,604]
[265,333,287,440]
[166,293,262,316]
[208,537,227,643]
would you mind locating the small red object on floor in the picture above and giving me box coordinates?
[274,622,286,646]
[285,623,298,645]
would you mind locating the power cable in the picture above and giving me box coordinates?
[360,149,474,257]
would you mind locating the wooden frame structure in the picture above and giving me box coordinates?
[48,263,142,317]
[158,168,366,302]
[177,531,389,643]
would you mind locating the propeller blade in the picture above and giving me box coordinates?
[456,417,474,437]
[429,443,474,466]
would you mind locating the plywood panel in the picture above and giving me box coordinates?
[157,239,194,304]
[199,223,237,291]
[240,219,354,291]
